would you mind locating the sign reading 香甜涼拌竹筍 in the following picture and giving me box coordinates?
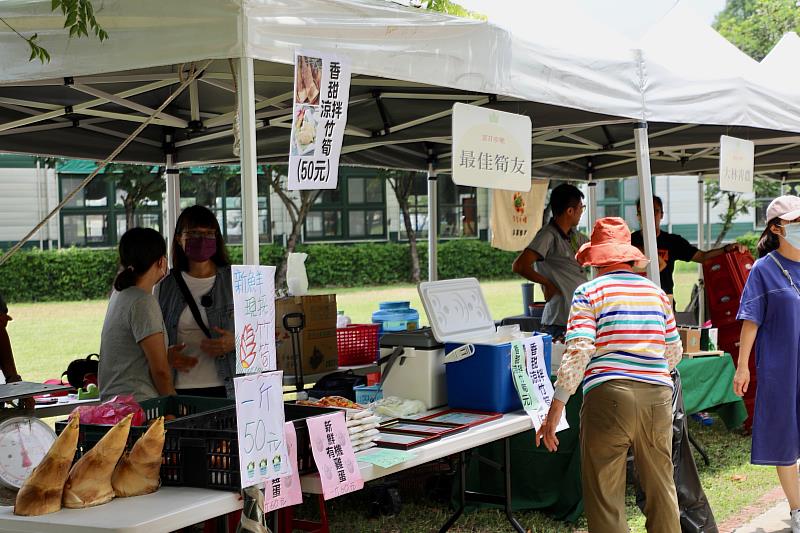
[452,102,532,192]
[288,49,352,191]
[719,135,754,193]
[232,265,276,374]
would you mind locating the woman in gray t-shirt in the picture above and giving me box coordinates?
[99,228,177,402]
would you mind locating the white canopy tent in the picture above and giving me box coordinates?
[2,0,800,286]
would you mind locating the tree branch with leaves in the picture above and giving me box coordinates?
[1,0,108,63]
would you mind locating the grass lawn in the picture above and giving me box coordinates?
[7,270,774,531]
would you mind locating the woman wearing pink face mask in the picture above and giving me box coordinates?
[156,206,236,398]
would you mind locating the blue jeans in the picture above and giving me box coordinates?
[541,324,566,342]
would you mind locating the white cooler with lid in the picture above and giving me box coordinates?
[417,278,551,413]
[379,328,447,409]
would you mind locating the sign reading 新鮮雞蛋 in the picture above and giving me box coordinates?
[719,135,754,194]
[288,49,352,191]
[452,102,532,192]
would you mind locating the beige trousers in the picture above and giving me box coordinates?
[580,379,680,533]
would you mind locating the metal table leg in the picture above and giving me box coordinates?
[439,438,527,533]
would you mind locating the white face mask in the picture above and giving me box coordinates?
[782,222,800,250]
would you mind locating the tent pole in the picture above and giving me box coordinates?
[427,159,438,282]
[697,173,705,326]
[164,133,180,265]
[587,179,597,231]
[634,122,660,287]
[238,56,260,266]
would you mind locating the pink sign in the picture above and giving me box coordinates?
[306,412,364,499]
[264,422,303,512]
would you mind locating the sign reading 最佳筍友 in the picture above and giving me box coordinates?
[452,102,532,192]
[719,135,754,194]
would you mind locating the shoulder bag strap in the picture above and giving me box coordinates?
[767,252,800,298]
[172,268,213,338]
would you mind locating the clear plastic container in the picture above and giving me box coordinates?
[371,301,419,333]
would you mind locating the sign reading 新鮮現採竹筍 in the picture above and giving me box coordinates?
[232,265,276,374]
[234,371,291,489]
[452,102,532,192]
[719,135,754,194]
[288,49,352,191]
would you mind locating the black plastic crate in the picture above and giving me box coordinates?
[55,395,234,457]
[159,403,338,491]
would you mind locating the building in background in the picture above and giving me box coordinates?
[0,155,58,250]
[0,154,758,250]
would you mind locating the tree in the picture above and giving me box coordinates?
[714,0,800,60]
[415,0,487,20]
[262,165,320,289]
[2,0,108,63]
[704,182,752,247]
[106,164,165,232]
[380,169,424,283]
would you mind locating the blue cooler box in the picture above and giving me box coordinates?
[419,278,552,413]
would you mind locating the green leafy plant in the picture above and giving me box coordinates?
[1,0,108,63]
[0,240,518,303]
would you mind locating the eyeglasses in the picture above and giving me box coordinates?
[182,230,216,239]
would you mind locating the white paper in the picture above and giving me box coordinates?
[288,49,352,191]
[234,371,291,489]
[232,265,276,374]
[512,337,569,433]
[452,102,532,192]
[719,135,754,193]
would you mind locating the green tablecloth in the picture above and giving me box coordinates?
[676,355,748,430]
[463,356,746,521]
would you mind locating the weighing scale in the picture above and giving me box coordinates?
[0,381,71,489]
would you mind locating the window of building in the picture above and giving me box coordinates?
[178,168,272,243]
[59,171,162,247]
[596,177,641,228]
[305,172,386,241]
[398,176,478,240]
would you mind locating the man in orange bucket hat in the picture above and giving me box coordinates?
[536,217,682,533]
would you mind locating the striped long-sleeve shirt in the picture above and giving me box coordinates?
[554,270,680,401]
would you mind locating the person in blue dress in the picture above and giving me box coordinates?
[735,195,800,533]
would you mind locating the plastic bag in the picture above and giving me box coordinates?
[69,394,146,426]
[286,252,309,296]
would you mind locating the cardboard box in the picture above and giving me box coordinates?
[275,295,338,377]
[678,327,701,354]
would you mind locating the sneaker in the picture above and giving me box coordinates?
[790,508,800,533]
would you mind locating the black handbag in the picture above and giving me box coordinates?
[307,370,366,402]
[62,353,99,389]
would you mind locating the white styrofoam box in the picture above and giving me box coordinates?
[380,345,447,410]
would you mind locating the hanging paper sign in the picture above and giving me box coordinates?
[232,265,276,374]
[234,371,291,489]
[510,337,568,433]
[719,135,754,193]
[452,102,532,192]
[306,411,364,499]
[264,421,303,512]
[288,49,352,191]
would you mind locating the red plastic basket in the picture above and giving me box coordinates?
[336,324,379,365]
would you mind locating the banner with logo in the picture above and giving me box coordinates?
[490,179,548,251]
[288,49,351,191]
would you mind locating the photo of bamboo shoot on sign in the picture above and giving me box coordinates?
[295,55,322,105]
